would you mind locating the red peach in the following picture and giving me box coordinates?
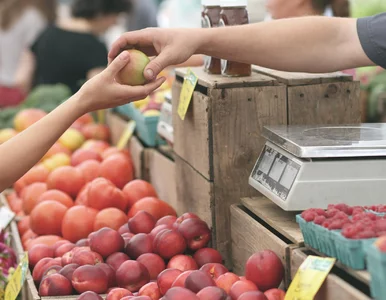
[106,252,130,271]
[138,282,161,300]
[72,250,104,266]
[229,280,259,300]
[264,289,286,300]
[197,286,230,300]
[125,233,153,259]
[97,263,116,288]
[128,211,156,234]
[119,223,131,235]
[149,225,170,241]
[122,232,135,247]
[184,270,216,293]
[76,239,90,247]
[28,244,54,267]
[53,240,71,252]
[32,257,62,284]
[173,213,200,230]
[59,263,79,281]
[55,243,76,257]
[163,287,199,300]
[167,255,198,272]
[39,273,72,296]
[137,253,166,280]
[153,230,186,259]
[157,269,182,295]
[216,272,240,294]
[76,291,104,300]
[61,249,77,266]
[155,216,177,228]
[200,263,228,280]
[72,265,108,294]
[178,219,211,250]
[239,291,268,300]
[116,260,150,292]
[171,271,194,288]
[89,227,125,258]
[42,265,62,279]
[193,248,223,267]
[106,288,133,300]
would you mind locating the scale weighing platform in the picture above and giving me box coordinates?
[249,124,386,211]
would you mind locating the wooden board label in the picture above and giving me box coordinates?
[178,68,198,121]
[4,253,29,300]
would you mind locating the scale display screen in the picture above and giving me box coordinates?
[251,145,301,201]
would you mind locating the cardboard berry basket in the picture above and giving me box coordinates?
[366,244,386,300]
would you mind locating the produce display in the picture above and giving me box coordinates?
[0,230,17,296]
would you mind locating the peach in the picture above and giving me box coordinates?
[116,49,150,86]
[155,216,177,228]
[39,273,72,296]
[81,123,110,142]
[59,263,79,281]
[97,263,116,288]
[375,236,386,252]
[122,232,135,246]
[37,189,74,209]
[157,269,182,295]
[61,249,76,266]
[28,244,54,267]
[264,289,286,300]
[200,263,228,280]
[32,257,62,284]
[76,160,101,183]
[171,271,194,288]
[71,149,102,166]
[197,286,230,300]
[245,251,284,292]
[122,180,158,209]
[215,272,240,294]
[100,153,134,189]
[53,240,71,252]
[72,265,108,294]
[106,288,133,300]
[184,270,216,293]
[149,225,170,241]
[55,243,76,257]
[21,182,48,215]
[238,291,268,300]
[14,108,46,132]
[46,166,85,198]
[137,253,166,280]
[167,255,198,272]
[94,208,128,231]
[87,178,126,211]
[138,282,161,300]
[129,211,156,234]
[89,227,125,258]
[153,230,186,259]
[72,250,104,266]
[76,291,104,300]
[76,239,90,247]
[229,280,259,300]
[163,287,199,300]
[193,248,223,267]
[42,265,62,278]
[119,223,131,235]
[173,213,200,230]
[125,233,153,259]
[30,200,68,236]
[81,140,110,154]
[178,219,211,250]
[106,252,130,271]
[116,260,150,292]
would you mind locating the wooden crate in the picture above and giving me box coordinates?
[252,66,361,125]
[230,197,304,287]
[290,248,371,300]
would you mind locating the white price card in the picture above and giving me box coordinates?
[269,158,286,182]
[0,206,15,230]
[280,164,299,190]
[258,150,276,174]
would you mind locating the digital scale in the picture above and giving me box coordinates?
[157,92,173,144]
[249,124,386,211]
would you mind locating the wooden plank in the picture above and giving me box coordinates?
[290,249,371,300]
[174,155,213,230]
[288,82,361,125]
[175,67,277,89]
[128,136,145,179]
[252,65,353,86]
[146,149,178,212]
[172,81,212,180]
[230,204,289,283]
[211,85,287,264]
[241,197,304,245]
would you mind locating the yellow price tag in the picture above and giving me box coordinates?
[97,110,105,124]
[177,68,198,121]
[285,256,335,300]
[116,120,136,150]
[5,252,29,300]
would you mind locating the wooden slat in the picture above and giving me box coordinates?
[252,65,353,86]
[211,85,287,265]
[288,82,361,125]
[175,67,277,89]
[230,204,289,283]
[128,136,145,180]
[172,82,212,180]
[290,249,371,300]
[241,197,304,245]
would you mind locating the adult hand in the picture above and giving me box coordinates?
[108,28,199,81]
[79,51,166,113]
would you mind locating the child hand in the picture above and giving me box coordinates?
[78,51,166,113]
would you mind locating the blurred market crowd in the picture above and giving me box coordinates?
[0,0,385,123]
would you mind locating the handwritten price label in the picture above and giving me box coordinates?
[177,69,198,121]
[116,120,136,150]
[0,207,15,230]
[5,253,29,300]
[285,256,335,300]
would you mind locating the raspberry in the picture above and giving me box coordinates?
[376,231,386,237]
[375,219,386,232]
[377,205,386,213]
[314,215,326,225]
[352,207,365,215]
[326,208,340,218]
[314,208,326,217]
[342,225,358,238]
[328,219,346,230]
[322,220,332,228]
[332,211,350,221]
[354,230,376,239]
[301,211,317,222]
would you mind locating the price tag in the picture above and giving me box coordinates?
[97,110,105,124]
[177,68,198,120]
[5,252,29,300]
[116,120,136,150]
[0,207,15,230]
[285,256,336,300]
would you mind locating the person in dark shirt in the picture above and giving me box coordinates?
[16,0,131,94]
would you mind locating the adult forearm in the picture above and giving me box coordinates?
[198,17,372,73]
[0,94,85,191]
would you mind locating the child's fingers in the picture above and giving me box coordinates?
[119,77,166,101]
[105,51,130,78]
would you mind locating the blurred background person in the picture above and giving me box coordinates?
[126,0,158,31]
[0,0,56,107]
[266,0,333,20]
[15,0,131,95]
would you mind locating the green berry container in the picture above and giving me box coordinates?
[366,243,386,300]
[296,215,317,249]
